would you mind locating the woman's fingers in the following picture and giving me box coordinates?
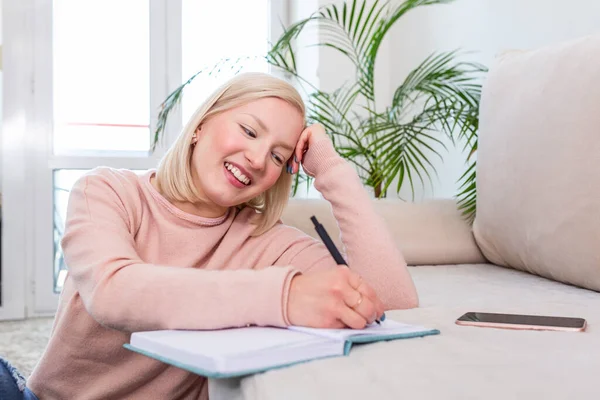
[356,281,385,319]
[337,303,368,329]
[346,270,363,290]
[293,132,309,173]
[344,270,383,320]
[342,284,378,325]
[287,266,385,329]
[288,123,332,174]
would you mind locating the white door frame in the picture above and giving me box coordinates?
[0,0,33,320]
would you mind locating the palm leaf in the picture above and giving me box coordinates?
[392,51,485,117]
[266,17,316,75]
[307,85,362,148]
[291,171,314,197]
[316,0,384,66]
[364,120,445,198]
[359,0,455,101]
[381,49,483,206]
[455,157,477,222]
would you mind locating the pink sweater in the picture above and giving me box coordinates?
[28,139,418,399]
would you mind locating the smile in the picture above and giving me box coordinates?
[224,162,251,186]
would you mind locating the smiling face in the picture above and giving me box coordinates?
[190,97,304,212]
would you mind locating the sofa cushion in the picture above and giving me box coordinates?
[211,263,600,400]
[282,198,485,265]
[473,35,600,291]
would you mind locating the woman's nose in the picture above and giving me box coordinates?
[245,146,267,171]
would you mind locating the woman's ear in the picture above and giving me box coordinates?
[191,126,201,145]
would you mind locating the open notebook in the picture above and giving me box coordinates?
[124,319,439,378]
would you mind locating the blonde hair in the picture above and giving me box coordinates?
[155,72,306,236]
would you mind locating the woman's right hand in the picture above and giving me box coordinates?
[287,266,385,329]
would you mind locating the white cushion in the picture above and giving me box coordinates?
[282,198,485,266]
[473,35,600,291]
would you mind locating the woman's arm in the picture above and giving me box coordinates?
[286,127,419,311]
[61,169,299,332]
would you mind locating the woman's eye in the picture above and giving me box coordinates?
[272,153,283,164]
[242,126,256,138]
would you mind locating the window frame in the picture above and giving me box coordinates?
[1,0,290,319]
[0,0,33,320]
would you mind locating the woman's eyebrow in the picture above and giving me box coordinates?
[243,113,295,152]
[243,113,268,132]
[278,143,295,153]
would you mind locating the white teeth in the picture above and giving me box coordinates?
[224,162,250,185]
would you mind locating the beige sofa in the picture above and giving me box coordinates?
[209,35,600,399]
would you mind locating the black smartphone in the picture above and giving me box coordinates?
[456,311,586,332]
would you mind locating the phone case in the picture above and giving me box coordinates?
[455,319,586,332]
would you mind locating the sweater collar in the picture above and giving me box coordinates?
[142,170,230,226]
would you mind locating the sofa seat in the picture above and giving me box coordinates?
[209,263,600,399]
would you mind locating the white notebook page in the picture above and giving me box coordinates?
[288,319,430,341]
[131,326,323,358]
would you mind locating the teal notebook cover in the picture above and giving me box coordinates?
[124,320,440,379]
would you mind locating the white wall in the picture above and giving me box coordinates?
[304,0,600,200]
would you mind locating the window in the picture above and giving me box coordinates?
[181,0,270,122]
[0,0,287,318]
[53,170,92,290]
[53,0,151,155]
[50,0,153,294]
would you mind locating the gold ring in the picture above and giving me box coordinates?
[353,293,363,308]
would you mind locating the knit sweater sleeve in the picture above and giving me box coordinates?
[277,139,419,310]
[60,168,296,332]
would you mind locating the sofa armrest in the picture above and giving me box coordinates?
[281,198,486,266]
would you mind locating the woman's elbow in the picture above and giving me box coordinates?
[85,292,127,330]
[403,282,420,309]
[384,291,419,310]
[404,292,419,309]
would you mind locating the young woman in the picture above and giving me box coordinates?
[21,72,418,399]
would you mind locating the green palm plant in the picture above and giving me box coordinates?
[153,0,485,221]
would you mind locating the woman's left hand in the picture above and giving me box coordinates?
[288,124,330,174]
